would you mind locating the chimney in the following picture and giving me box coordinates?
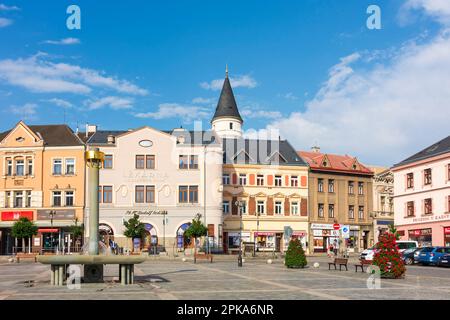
[311,145,321,153]
[85,124,97,138]
[107,135,115,144]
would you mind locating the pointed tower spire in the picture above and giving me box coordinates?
[225,64,229,78]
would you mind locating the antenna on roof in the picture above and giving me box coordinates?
[225,64,229,78]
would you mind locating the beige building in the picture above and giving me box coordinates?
[0,121,85,255]
[370,167,394,241]
[299,149,374,253]
[212,72,309,254]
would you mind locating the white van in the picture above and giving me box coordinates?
[360,240,419,261]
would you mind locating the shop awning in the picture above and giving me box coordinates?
[38,228,59,233]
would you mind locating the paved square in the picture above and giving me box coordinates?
[1,256,450,300]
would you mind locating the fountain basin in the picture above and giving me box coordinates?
[37,255,146,265]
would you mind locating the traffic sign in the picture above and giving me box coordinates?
[341,225,350,239]
[333,223,340,230]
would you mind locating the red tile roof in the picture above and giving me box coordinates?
[298,151,374,175]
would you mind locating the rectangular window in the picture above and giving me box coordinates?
[179,186,188,203]
[274,175,282,187]
[407,201,415,217]
[146,155,155,169]
[328,179,335,193]
[240,200,247,215]
[146,186,155,203]
[358,182,364,195]
[98,186,102,204]
[222,174,230,185]
[424,169,432,185]
[179,155,188,169]
[135,186,145,203]
[348,205,355,219]
[223,201,230,214]
[291,202,299,215]
[257,201,265,215]
[16,159,24,176]
[52,191,62,207]
[26,191,32,207]
[135,155,145,169]
[6,159,12,176]
[65,158,75,175]
[407,173,414,188]
[275,201,283,215]
[5,191,11,208]
[448,196,450,212]
[27,159,33,176]
[358,206,364,219]
[189,186,198,203]
[65,191,74,207]
[318,203,324,218]
[257,175,264,186]
[328,204,335,218]
[14,191,23,208]
[290,176,298,187]
[239,174,247,186]
[103,155,113,169]
[424,198,432,214]
[318,179,324,192]
[53,159,62,175]
[189,155,198,169]
[103,186,113,203]
[348,181,354,194]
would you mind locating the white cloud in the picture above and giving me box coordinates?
[0,54,149,95]
[0,17,13,28]
[241,108,282,119]
[192,97,215,104]
[401,0,450,25]
[259,31,450,165]
[134,103,210,123]
[279,92,299,100]
[9,103,37,120]
[0,4,20,11]
[43,38,81,45]
[47,98,73,108]
[200,75,257,90]
[85,96,134,110]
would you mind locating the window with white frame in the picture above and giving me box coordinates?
[65,191,74,207]
[329,204,335,218]
[239,200,247,215]
[257,174,264,186]
[328,179,335,193]
[223,201,230,214]
[290,176,298,187]
[275,201,283,215]
[27,158,33,175]
[291,201,299,215]
[14,191,23,208]
[53,159,62,175]
[6,159,12,176]
[239,174,247,185]
[318,203,324,218]
[275,175,282,187]
[257,200,265,215]
[52,191,62,207]
[15,159,24,176]
[5,191,11,208]
[358,182,364,195]
[222,174,230,185]
[318,179,324,192]
[26,191,32,207]
[348,205,355,219]
[358,206,364,219]
[65,158,75,175]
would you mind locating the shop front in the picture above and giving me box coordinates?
[0,210,35,255]
[310,224,339,253]
[397,219,450,247]
[445,227,450,247]
[408,228,433,247]
[254,232,282,252]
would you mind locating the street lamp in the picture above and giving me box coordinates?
[256,212,260,252]
[235,200,244,267]
[49,210,56,254]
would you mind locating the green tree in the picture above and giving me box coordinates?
[69,218,84,241]
[388,224,400,240]
[11,217,38,253]
[123,214,146,252]
[184,214,208,262]
[284,238,307,268]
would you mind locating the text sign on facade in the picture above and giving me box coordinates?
[125,210,168,216]
[37,209,75,220]
[1,211,34,221]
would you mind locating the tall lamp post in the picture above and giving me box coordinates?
[49,210,56,254]
[256,212,260,252]
[235,200,244,267]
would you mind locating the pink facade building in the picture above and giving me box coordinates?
[392,136,450,247]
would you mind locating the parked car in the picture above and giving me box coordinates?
[360,240,418,261]
[438,254,450,267]
[416,247,450,265]
[402,248,422,265]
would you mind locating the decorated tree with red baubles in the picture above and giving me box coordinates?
[373,232,406,279]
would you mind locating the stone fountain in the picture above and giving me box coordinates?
[38,149,145,286]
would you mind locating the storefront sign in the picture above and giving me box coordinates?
[310,223,334,230]
[313,229,339,237]
[254,232,275,236]
[125,210,168,216]
[292,231,306,237]
[37,209,75,220]
[350,225,360,231]
[408,228,432,237]
[444,227,450,235]
[38,228,59,233]
[1,211,33,221]
[407,213,450,225]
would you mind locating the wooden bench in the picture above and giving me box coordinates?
[194,253,213,263]
[328,258,348,271]
[16,253,38,263]
[355,259,372,272]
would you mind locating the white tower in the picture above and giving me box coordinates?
[211,66,243,138]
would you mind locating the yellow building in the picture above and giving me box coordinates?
[0,121,85,255]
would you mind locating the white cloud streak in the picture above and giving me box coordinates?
[43,38,81,45]
[47,98,73,108]
[200,75,257,90]
[0,4,20,11]
[85,96,134,110]
[9,103,38,120]
[0,17,13,28]
[134,103,210,123]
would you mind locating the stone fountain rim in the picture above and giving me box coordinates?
[37,255,146,265]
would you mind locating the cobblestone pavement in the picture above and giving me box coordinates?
[1,256,450,300]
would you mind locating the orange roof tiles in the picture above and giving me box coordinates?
[298,151,374,175]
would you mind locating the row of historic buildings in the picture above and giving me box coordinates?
[0,71,399,255]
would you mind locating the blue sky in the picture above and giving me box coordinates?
[0,0,449,165]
